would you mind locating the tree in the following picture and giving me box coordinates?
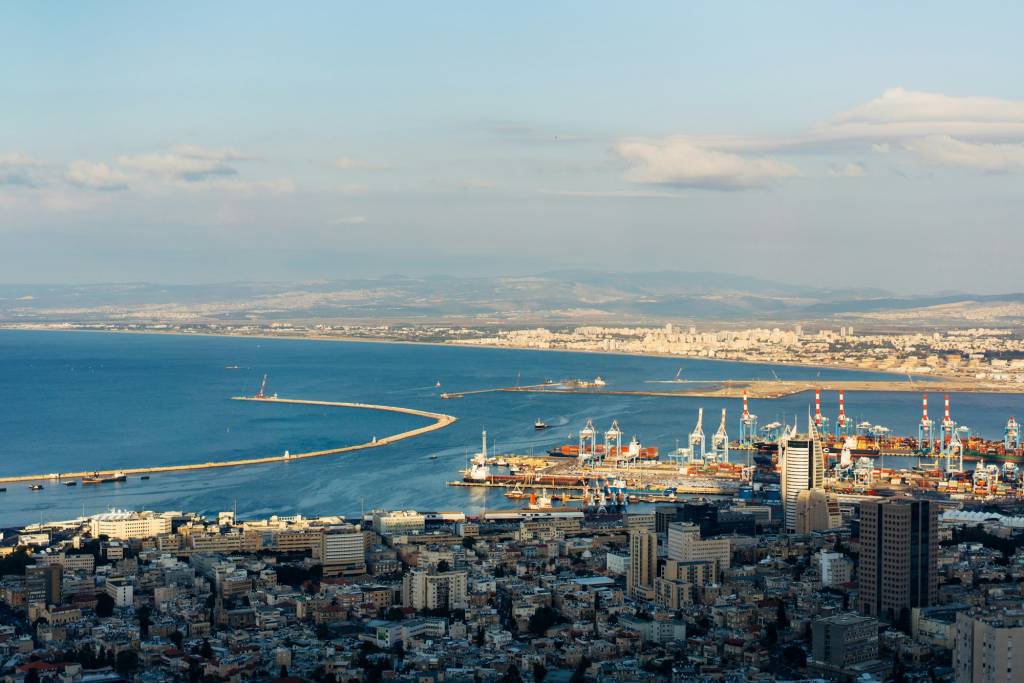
[570,657,591,683]
[386,607,405,621]
[781,645,806,670]
[776,601,790,629]
[528,606,559,637]
[25,669,40,683]
[0,548,33,575]
[532,662,547,683]
[763,622,778,646]
[115,650,139,676]
[137,605,152,639]
[170,630,184,650]
[280,665,289,678]
[462,536,477,549]
[500,664,523,683]
[200,638,214,659]
[436,559,451,573]
[95,593,115,618]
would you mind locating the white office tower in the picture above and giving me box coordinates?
[780,420,825,533]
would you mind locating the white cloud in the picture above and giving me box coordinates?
[538,188,684,199]
[460,178,497,190]
[615,137,798,190]
[335,183,370,195]
[0,153,46,187]
[116,145,255,182]
[902,135,1024,172]
[828,162,867,177]
[335,156,390,171]
[65,160,131,191]
[329,215,368,225]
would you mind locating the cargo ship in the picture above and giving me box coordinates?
[82,472,128,485]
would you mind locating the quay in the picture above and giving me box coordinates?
[437,378,1024,400]
[0,396,456,485]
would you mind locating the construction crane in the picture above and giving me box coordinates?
[578,419,597,467]
[1006,417,1021,451]
[739,391,758,447]
[918,393,935,454]
[255,373,269,399]
[689,408,706,464]
[834,389,852,439]
[711,408,729,463]
[813,388,829,436]
[605,420,624,468]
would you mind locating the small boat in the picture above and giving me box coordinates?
[429,454,439,460]
[0,487,7,493]
[30,484,43,491]
[140,475,150,480]
[534,419,550,430]
[225,365,241,369]
[64,481,78,487]
[435,380,442,388]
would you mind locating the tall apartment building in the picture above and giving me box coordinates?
[954,610,1024,683]
[811,613,880,669]
[320,525,367,576]
[780,431,825,533]
[666,522,730,576]
[26,564,62,607]
[795,489,842,533]
[372,510,426,536]
[89,510,174,540]
[402,569,468,611]
[858,499,937,621]
[626,528,657,600]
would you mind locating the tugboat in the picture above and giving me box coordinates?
[534,418,550,430]
[64,481,78,487]
[29,484,43,491]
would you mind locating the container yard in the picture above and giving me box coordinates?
[447,389,1024,510]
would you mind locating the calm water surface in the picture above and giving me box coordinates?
[1,330,1021,527]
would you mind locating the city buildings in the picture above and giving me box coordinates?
[811,612,880,670]
[626,528,657,599]
[666,522,730,576]
[858,498,938,621]
[954,609,1024,683]
[320,524,367,576]
[780,430,825,533]
[795,489,842,533]
[88,509,174,539]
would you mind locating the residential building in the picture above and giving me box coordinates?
[780,431,825,533]
[626,528,657,600]
[858,499,938,621]
[954,609,1024,683]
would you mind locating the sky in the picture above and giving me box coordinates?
[2,2,1024,293]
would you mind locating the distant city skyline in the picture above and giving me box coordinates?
[2,2,1024,292]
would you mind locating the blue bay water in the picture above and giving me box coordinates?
[1,330,1021,527]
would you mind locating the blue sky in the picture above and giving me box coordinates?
[2,2,1023,292]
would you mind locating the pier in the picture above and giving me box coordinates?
[0,396,457,485]
[439,378,1024,400]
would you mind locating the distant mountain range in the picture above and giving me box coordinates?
[1,272,1022,326]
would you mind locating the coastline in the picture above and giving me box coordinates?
[0,323,962,385]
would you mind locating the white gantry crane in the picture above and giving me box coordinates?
[711,407,729,463]
[604,420,624,468]
[578,418,597,467]
[688,407,706,464]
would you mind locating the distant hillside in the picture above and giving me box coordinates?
[0,273,1021,326]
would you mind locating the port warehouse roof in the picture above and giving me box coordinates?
[940,509,1024,528]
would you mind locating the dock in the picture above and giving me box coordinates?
[438,378,1024,400]
[0,396,457,484]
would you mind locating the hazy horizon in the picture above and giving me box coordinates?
[3,3,1024,293]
